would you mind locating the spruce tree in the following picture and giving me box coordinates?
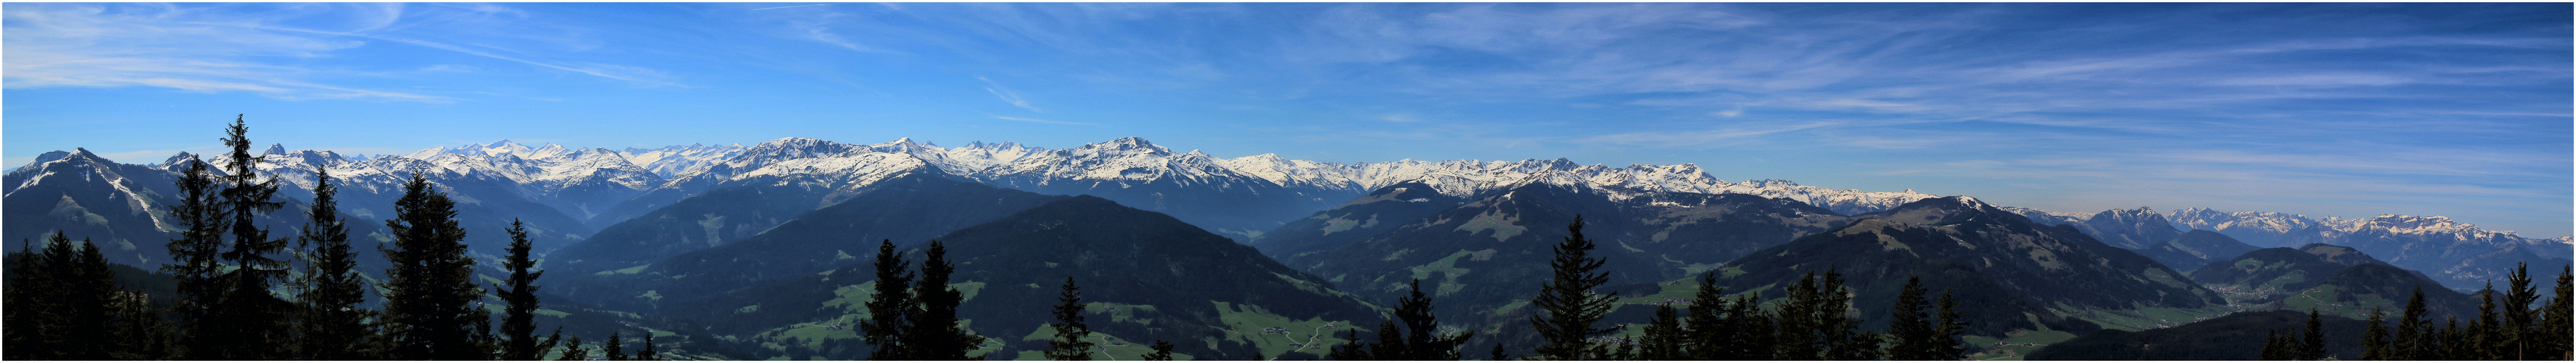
[639,333,658,361]
[1775,269,1877,360]
[2475,282,2502,360]
[558,335,589,361]
[535,327,565,361]
[1637,303,1686,360]
[1144,340,1174,361]
[161,154,226,359]
[3,245,39,360]
[1731,293,1779,359]
[1373,319,1406,359]
[605,331,627,361]
[1885,277,1936,360]
[2299,309,2327,360]
[909,240,983,360]
[1815,270,1882,361]
[72,237,122,360]
[2394,285,2431,360]
[2439,317,2465,359]
[1931,290,1968,360]
[1681,272,1728,360]
[499,219,548,360]
[108,288,178,360]
[2545,264,2572,360]
[57,234,121,359]
[1774,272,1825,359]
[1490,343,1510,361]
[294,169,374,360]
[2361,306,2390,360]
[379,174,491,359]
[1045,277,1095,361]
[1329,327,1374,360]
[1529,216,1617,360]
[861,240,915,359]
[1395,278,1472,360]
[211,115,294,359]
[2501,263,2538,360]
[2260,330,2291,360]
[6,234,123,359]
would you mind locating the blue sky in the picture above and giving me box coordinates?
[5,3,2569,237]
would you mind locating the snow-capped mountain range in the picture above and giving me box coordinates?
[2005,205,2572,291]
[11,136,2565,280]
[624,136,1940,213]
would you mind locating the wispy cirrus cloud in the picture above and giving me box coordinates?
[978,111,1093,126]
[977,76,1042,113]
[2,3,677,102]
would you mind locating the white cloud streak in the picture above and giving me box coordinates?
[977,76,1042,113]
[2,3,677,101]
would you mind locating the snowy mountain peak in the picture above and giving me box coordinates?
[262,144,287,155]
[1095,136,1170,153]
[2364,214,2498,235]
[17,150,75,172]
[866,137,943,154]
[2095,206,2165,221]
[1945,195,1986,207]
[153,152,199,169]
[962,141,1030,150]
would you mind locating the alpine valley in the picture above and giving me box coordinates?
[9,136,2569,360]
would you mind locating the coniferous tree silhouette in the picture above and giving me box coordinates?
[212,115,294,359]
[639,333,658,361]
[558,335,589,361]
[2545,265,2572,360]
[2394,285,2431,360]
[1490,343,1510,361]
[2440,317,2466,359]
[1774,272,1825,359]
[533,327,565,361]
[1143,340,1174,361]
[108,287,177,360]
[1529,215,1617,360]
[2361,306,2391,360]
[2474,282,2502,360]
[379,174,492,359]
[1774,269,1879,360]
[1885,277,1938,360]
[1931,290,1968,360]
[2299,309,2327,360]
[1329,327,1375,360]
[605,331,626,361]
[909,240,984,360]
[861,240,915,359]
[7,245,39,358]
[1045,276,1094,361]
[1373,319,1406,359]
[1819,271,1882,360]
[2260,330,2291,360]
[4,233,122,359]
[294,169,375,360]
[1681,272,1774,360]
[1680,272,1728,360]
[1636,303,1686,360]
[161,154,226,359]
[499,219,549,360]
[2502,263,2538,360]
[1390,278,1473,359]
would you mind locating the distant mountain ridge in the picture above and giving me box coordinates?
[1713,196,2225,336]
[2003,206,2262,272]
[17,136,2561,280]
